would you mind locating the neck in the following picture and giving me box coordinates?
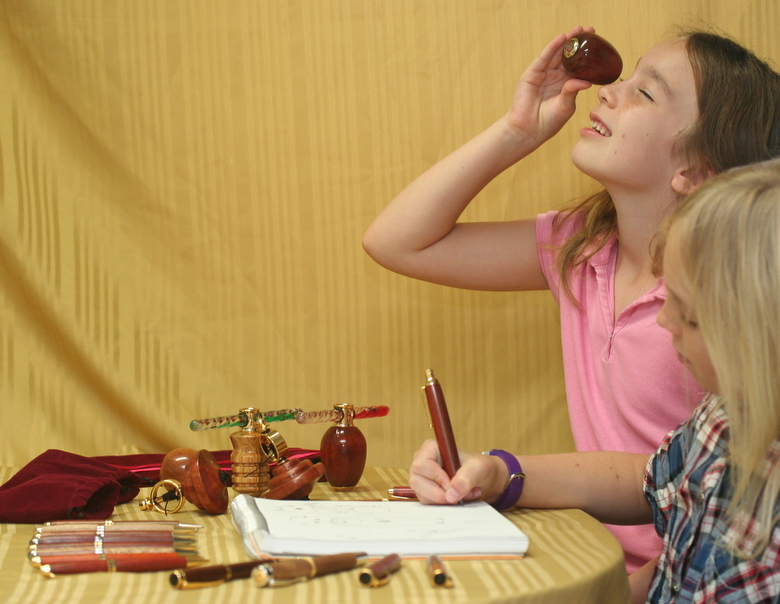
[612,188,677,272]
[610,189,677,314]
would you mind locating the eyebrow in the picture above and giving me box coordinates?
[667,286,696,318]
[634,57,673,98]
[647,66,672,97]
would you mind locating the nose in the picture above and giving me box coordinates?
[597,79,621,107]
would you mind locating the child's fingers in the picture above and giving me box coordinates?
[409,439,452,503]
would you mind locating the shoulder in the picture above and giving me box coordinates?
[645,396,725,489]
[535,210,584,278]
[536,210,583,246]
[642,396,725,547]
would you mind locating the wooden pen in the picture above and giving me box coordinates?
[358,553,402,587]
[427,555,454,588]
[423,369,461,478]
[253,552,366,587]
[387,486,417,500]
[30,531,195,546]
[40,520,201,531]
[38,553,206,577]
[171,559,273,589]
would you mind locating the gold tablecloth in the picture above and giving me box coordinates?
[0,466,630,603]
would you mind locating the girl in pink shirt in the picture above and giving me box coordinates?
[408,157,780,603]
[362,25,780,592]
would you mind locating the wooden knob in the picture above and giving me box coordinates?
[160,448,228,514]
[180,450,229,514]
[263,458,325,500]
[146,449,228,515]
[562,33,622,85]
[160,448,198,483]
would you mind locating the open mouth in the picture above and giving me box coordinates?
[590,119,611,137]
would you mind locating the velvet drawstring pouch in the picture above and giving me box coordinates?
[0,447,321,524]
[0,449,145,524]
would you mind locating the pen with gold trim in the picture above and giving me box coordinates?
[358,553,402,587]
[387,486,417,500]
[41,520,201,530]
[170,559,272,589]
[252,552,366,587]
[423,369,460,478]
[38,553,206,577]
[427,555,454,588]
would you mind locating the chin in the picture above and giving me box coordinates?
[570,143,588,173]
[570,145,601,182]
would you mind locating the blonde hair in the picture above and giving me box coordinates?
[662,158,780,558]
[554,30,780,303]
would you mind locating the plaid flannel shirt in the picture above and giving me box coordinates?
[644,395,780,603]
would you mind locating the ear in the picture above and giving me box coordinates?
[671,165,715,196]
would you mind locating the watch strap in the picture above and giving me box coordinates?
[482,449,525,511]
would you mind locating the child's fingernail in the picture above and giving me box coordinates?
[445,488,461,503]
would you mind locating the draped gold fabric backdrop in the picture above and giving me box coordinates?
[1,1,777,468]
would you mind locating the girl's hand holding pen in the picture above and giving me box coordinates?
[408,440,508,506]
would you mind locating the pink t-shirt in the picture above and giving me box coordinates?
[536,210,704,572]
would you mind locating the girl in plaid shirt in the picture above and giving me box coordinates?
[410,159,780,602]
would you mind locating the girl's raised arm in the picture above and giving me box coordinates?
[362,28,593,292]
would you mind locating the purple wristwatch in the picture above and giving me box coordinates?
[483,449,525,511]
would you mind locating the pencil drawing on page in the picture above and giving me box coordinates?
[230,494,529,557]
[259,500,504,542]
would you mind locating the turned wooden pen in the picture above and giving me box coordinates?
[387,486,417,500]
[423,369,461,478]
[30,531,194,546]
[171,559,273,589]
[40,520,201,531]
[252,552,366,587]
[427,554,454,588]
[38,553,205,577]
[358,553,402,587]
[30,543,198,557]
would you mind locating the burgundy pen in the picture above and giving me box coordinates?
[423,369,461,478]
[171,559,273,589]
[387,486,417,500]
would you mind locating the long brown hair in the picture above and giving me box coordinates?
[552,30,780,303]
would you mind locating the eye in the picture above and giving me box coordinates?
[639,89,654,101]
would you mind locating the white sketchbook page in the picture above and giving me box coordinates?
[250,498,529,556]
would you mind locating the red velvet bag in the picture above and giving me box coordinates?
[0,449,144,524]
[0,448,321,524]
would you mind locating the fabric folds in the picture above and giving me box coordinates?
[0,448,321,523]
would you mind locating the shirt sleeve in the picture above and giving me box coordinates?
[643,407,701,538]
[535,210,563,304]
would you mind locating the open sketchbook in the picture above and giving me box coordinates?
[230,494,529,558]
